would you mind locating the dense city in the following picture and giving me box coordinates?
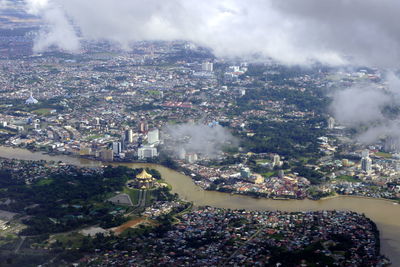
[83,207,388,266]
[0,2,399,266]
[0,36,399,202]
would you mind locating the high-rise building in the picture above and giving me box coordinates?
[384,137,400,152]
[178,148,186,160]
[229,66,240,72]
[361,156,372,173]
[185,153,198,163]
[148,129,159,144]
[112,142,122,155]
[361,149,369,158]
[138,146,158,159]
[272,154,282,167]
[395,162,400,172]
[240,167,251,179]
[327,117,335,129]
[120,136,127,151]
[80,146,92,156]
[139,120,149,133]
[125,129,134,143]
[100,149,114,162]
[93,117,100,125]
[201,62,213,72]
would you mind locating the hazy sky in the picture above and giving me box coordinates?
[15,0,400,67]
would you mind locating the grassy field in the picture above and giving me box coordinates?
[36,178,54,186]
[0,129,16,134]
[262,172,275,178]
[167,120,178,124]
[375,152,392,158]
[335,175,360,183]
[51,232,84,249]
[147,90,161,96]
[85,135,103,141]
[32,108,53,116]
[122,188,140,205]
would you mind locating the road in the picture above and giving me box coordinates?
[14,236,26,254]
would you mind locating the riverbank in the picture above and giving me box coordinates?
[313,192,400,204]
[4,145,399,203]
[0,145,398,205]
[327,194,400,204]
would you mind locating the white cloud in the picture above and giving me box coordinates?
[25,0,49,14]
[331,85,390,126]
[165,123,237,158]
[24,0,80,52]
[331,73,400,145]
[20,0,400,67]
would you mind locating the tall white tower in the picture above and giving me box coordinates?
[148,129,159,144]
[125,129,133,143]
[328,117,335,129]
[201,62,213,72]
[361,156,372,173]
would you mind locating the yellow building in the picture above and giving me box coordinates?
[136,169,156,189]
[253,174,265,184]
[80,147,92,156]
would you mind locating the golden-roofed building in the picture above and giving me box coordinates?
[137,169,153,179]
[135,169,156,189]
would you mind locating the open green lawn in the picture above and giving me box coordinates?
[262,172,275,178]
[122,188,140,205]
[52,232,84,249]
[36,178,54,186]
[85,135,103,141]
[298,157,312,163]
[335,175,360,183]
[375,152,392,158]
[0,129,16,134]
[32,108,53,116]
[148,90,161,96]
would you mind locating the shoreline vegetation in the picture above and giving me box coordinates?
[1,144,399,205]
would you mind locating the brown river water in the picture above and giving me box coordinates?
[0,146,399,264]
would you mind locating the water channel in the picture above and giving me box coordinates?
[0,146,399,264]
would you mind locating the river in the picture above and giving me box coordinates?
[0,146,399,264]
